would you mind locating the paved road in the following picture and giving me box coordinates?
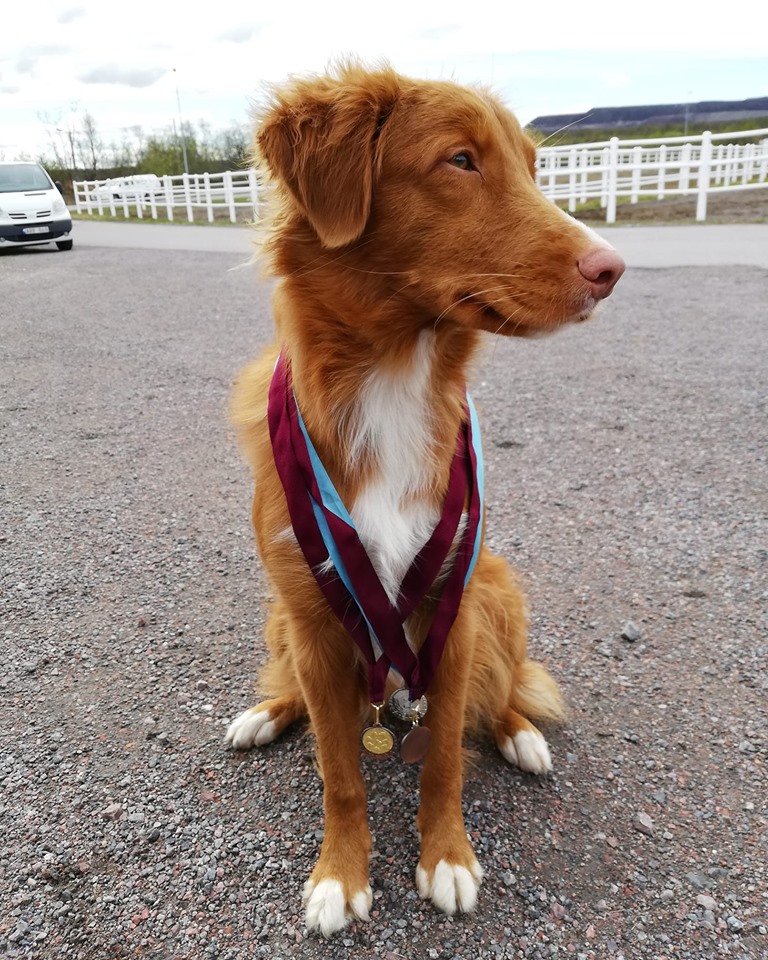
[70,217,768,268]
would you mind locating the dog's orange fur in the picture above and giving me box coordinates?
[228,62,623,935]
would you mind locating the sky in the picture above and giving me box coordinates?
[3,0,768,161]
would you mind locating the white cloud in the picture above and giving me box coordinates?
[79,64,167,88]
[57,5,86,23]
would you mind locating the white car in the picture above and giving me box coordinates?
[0,161,73,251]
[89,175,164,202]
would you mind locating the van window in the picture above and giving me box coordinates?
[0,164,52,193]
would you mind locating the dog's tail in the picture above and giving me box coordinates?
[510,658,566,723]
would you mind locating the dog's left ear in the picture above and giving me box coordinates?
[256,69,397,249]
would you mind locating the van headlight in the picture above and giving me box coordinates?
[53,197,67,215]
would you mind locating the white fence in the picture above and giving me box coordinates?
[73,127,768,225]
[536,128,768,222]
[73,170,263,223]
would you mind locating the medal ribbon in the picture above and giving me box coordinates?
[267,353,483,703]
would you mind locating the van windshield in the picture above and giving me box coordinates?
[0,164,52,193]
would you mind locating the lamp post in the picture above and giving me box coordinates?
[173,68,189,175]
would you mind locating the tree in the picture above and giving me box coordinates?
[78,111,103,177]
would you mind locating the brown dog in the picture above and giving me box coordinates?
[226,62,624,935]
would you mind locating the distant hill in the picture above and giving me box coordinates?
[530,96,768,133]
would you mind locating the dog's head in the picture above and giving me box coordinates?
[255,62,624,336]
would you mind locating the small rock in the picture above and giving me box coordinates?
[697,894,717,911]
[660,889,674,901]
[551,902,566,920]
[621,620,642,642]
[727,916,744,932]
[101,803,124,821]
[686,871,713,890]
[633,811,654,836]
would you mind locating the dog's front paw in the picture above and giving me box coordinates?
[416,857,483,914]
[303,878,372,936]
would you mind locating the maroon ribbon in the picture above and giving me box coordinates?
[267,353,481,703]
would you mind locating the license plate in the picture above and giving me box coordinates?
[22,225,50,235]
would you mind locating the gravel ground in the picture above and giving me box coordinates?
[1,242,766,960]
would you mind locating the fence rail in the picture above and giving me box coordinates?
[73,127,768,225]
[73,170,263,223]
[536,128,768,222]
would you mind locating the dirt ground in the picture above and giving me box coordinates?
[575,186,768,225]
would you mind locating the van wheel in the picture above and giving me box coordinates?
[56,240,73,251]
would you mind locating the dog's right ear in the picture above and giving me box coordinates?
[256,70,397,249]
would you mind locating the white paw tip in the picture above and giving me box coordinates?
[500,729,552,774]
[303,880,371,936]
[351,886,373,922]
[416,859,482,914]
[224,708,276,750]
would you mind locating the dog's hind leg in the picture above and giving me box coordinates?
[225,601,307,748]
[494,659,564,775]
[462,548,564,774]
[225,696,304,749]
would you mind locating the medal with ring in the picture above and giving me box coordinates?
[389,690,432,763]
[361,702,395,758]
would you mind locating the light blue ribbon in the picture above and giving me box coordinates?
[295,392,485,616]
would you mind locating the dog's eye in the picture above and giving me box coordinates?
[448,152,473,171]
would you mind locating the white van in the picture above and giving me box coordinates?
[0,161,73,251]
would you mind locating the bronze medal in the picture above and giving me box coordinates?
[400,723,432,763]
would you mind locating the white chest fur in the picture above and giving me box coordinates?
[348,331,440,605]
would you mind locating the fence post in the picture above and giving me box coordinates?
[204,172,214,222]
[224,171,236,223]
[743,142,754,184]
[759,140,768,182]
[696,131,713,222]
[631,145,642,204]
[680,143,692,194]
[183,173,193,222]
[162,175,174,220]
[248,169,259,218]
[567,147,577,212]
[606,138,619,223]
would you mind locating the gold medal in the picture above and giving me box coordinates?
[361,703,395,758]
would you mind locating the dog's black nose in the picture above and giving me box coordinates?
[578,248,626,300]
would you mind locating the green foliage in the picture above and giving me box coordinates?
[37,113,251,185]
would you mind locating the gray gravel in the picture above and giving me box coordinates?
[1,242,766,960]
